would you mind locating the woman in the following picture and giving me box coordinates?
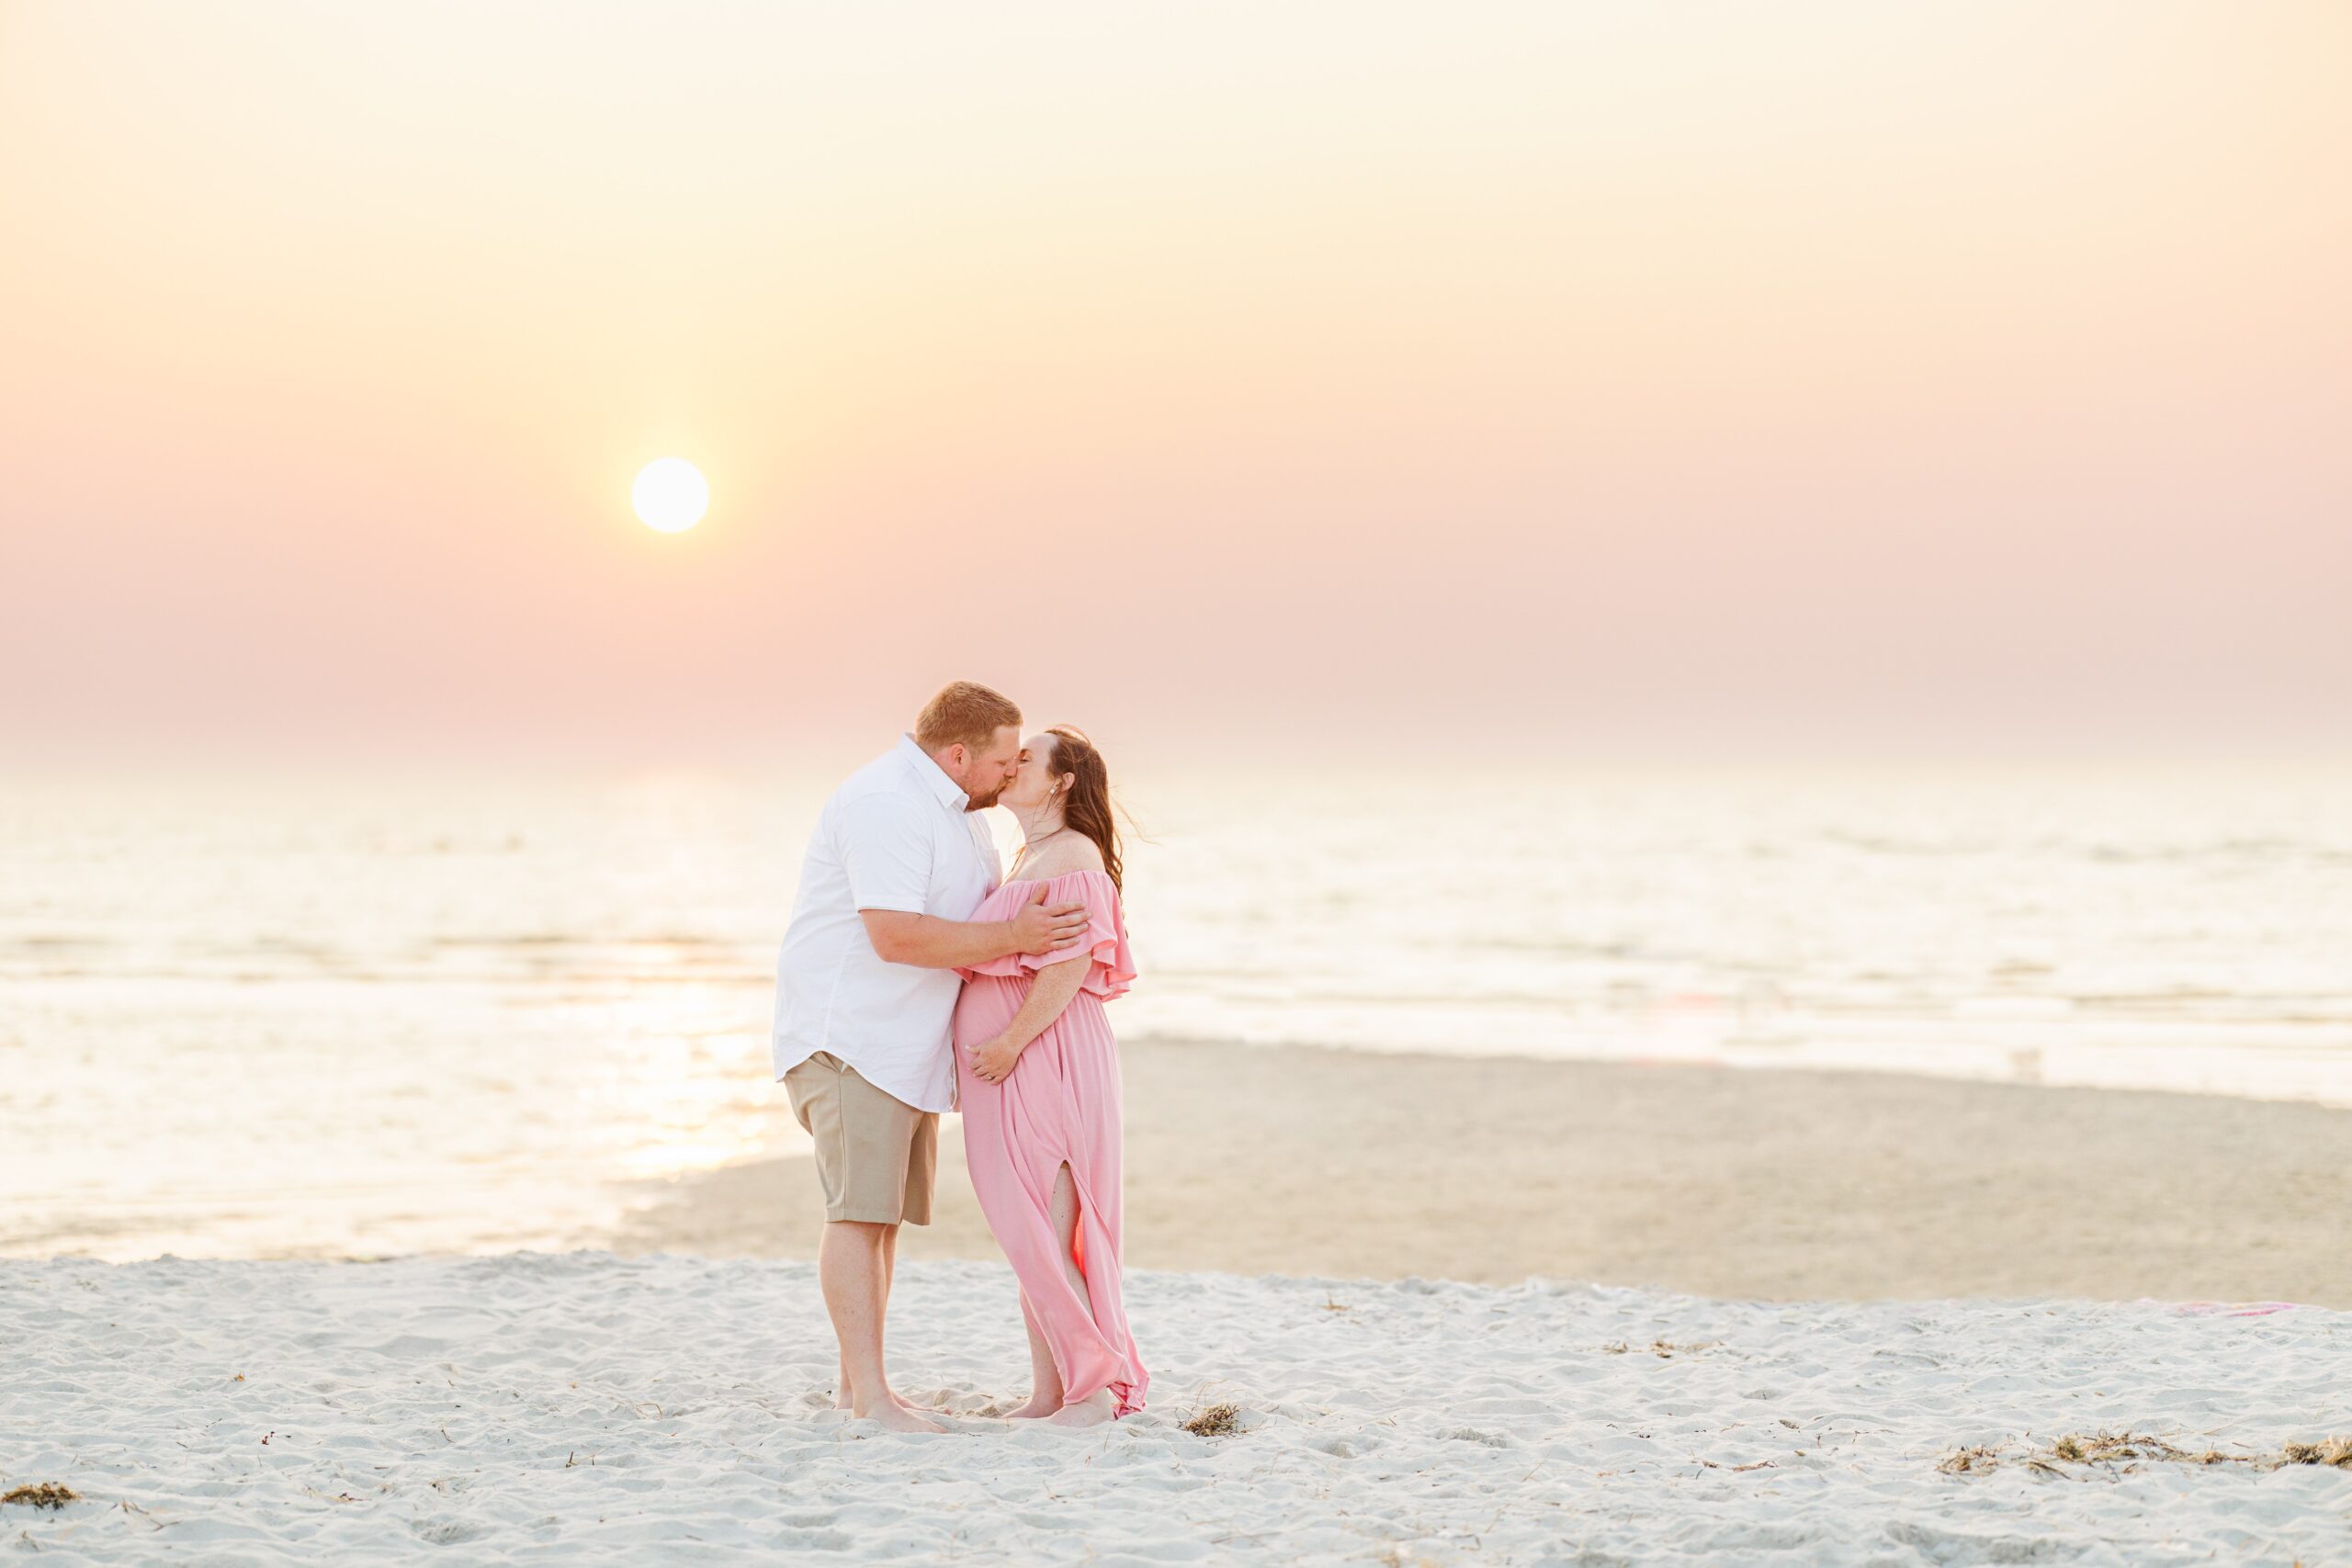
[953,726,1148,1426]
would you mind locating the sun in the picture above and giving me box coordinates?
[631,458,709,534]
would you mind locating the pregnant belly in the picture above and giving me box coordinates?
[953,974,1027,1046]
[954,975,1114,1055]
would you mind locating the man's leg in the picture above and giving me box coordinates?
[818,1218,940,1433]
[789,1055,872,1413]
[832,1216,876,1408]
[838,1223,910,1410]
[795,1054,940,1430]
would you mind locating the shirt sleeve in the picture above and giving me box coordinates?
[838,794,933,915]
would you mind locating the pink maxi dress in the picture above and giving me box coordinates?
[953,869,1148,1417]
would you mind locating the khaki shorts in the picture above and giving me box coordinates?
[782,1051,937,1226]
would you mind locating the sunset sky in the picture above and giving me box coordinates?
[3,1,2346,766]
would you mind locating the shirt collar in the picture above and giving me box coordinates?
[898,733,972,810]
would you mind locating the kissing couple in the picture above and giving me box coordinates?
[770,681,1148,1431]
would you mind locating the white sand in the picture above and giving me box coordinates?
[5,1254,2348,1564]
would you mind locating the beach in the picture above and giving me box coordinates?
[6,1251,2348,1565]
[8,784,2352,1565]
[622,1038,2352,1308]
[9,1050,2347,1563]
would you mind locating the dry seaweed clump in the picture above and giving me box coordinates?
[1182,1403,1243,1438]
[2279,1437,2352,1469]
[1936,1445,2003,1475]
[2,1483,80,1510]
[1940,1431,2352,1476]
[1601,1339,1719,1359]
[2052,1432,2191,1465]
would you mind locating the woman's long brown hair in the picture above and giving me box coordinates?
[1044,725,1123,891]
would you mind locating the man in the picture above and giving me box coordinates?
[772,680,1089,1432]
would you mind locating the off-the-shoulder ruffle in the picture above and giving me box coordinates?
[956,868,1136,999]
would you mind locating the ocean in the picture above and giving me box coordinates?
[5,760,2347,1259]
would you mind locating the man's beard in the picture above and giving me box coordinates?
[964,783,1005,811]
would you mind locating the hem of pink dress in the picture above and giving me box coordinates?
[1068,1382,1143,1419]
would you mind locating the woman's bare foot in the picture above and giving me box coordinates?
[1002,1395,1063,1420]
[1045,1390,1115,1427]
[857,1401,946,1434]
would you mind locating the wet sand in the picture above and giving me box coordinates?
[616,1039,2352,1306]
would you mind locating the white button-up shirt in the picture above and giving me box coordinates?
[771,734,1002,1111]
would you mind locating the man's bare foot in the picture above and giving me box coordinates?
[835,1381,939,1416]
[1045,1391,1115,1427]
[857,1402,946,1434]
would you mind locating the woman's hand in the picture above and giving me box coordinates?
[970,1033,1024,1084]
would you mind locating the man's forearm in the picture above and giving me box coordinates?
[863,911,1017,969]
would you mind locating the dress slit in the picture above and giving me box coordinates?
[1056,1160,1090,1279]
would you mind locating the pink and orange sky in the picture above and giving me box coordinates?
[3,1,2346,766]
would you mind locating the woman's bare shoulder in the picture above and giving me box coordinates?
[1023,833,1106,880]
